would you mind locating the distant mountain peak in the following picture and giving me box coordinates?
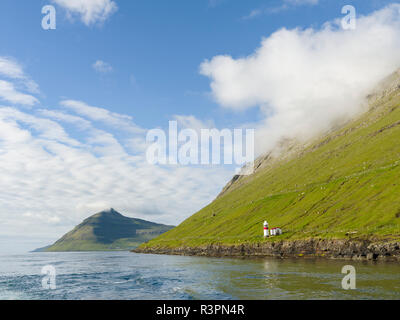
[90,208,123,219]
[100,207,120,215]
[38,210,174,252]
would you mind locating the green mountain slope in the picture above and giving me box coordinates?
[44,208,174,252]
[140,70,400,250]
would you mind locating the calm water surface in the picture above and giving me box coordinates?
[0,251,399,300]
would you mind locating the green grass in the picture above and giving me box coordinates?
[140,79,400,250]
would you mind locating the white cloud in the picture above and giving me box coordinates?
[0,57,26,79]
[0,57,234,250]
[125,137,148,154]
[38,108,129,156]
[0,107,81,146]
[60,99,144,133]
[0,101,232,241]
[0,56,40,94]
[173,115,215,132]
[0,56,230,241]
[52,0,118,26]
[201,4,400,155]
[244,0,319,19]
[92,60,113,73]
[0,80,38,106]
[242,9,263,20]
[37,109,92,130]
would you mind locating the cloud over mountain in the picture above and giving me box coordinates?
[201,4,400,155]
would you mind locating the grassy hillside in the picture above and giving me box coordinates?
[140,71,400,249]
[44,209,174,251]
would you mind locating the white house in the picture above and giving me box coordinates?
[263,221,283,237]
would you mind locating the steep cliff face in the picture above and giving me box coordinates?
[218,137,304,198]
[138,69,400,254]
[219,69,400,198]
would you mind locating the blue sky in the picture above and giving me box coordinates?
[1,0,394,129]
[0,0,399,253]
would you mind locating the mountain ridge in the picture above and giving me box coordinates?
[136,69,400,255]
[40,208,174,252]
[219,69,400,198]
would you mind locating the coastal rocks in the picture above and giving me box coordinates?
[134,239,400,261]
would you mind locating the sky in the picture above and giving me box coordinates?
[0,0,399,253]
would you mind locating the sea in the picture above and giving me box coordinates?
[0,251,399,300]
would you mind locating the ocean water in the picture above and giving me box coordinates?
[0,251,399,300]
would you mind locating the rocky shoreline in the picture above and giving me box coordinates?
[134,239,400,261]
